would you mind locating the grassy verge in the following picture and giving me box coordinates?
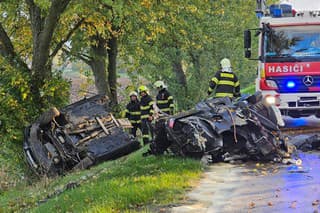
[0,147,203,212]
[0,134,30,193]
[241,84,255,95]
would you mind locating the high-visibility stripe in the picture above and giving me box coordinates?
[218,80,235,86]
[220,73,234,78]
[168,96,173,100]
[130,111,141,115]
[129,120,141,124]
[208,87,213,92]
[169,104,174,108]
[141,114,149,119]
[142,135,150,138]
[157,100,169,104]
[211,77,218,84]
[141,105,150,110]
[149,101,154,106]
[215,92,234,97]
[161,108,171,112]
[124,109,129,113]
[235,81,240,87]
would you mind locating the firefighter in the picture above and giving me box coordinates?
[138,85,154,145]
[207,58,241,98]
[125,91,141,137]
[154,80,174,115]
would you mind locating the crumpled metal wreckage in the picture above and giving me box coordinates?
[146,92,298,163]
[24,93,320,177]
[23,95,141,176]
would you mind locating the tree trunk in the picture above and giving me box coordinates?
[190,51,201,80]
[26,0,71,106]
[172,61,187,87]
[90,36,111,96]
[172,49,187,92]
[107,34,118,105]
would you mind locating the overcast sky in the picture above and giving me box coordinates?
[282,0,320,10]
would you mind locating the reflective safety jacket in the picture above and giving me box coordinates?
[156,88,174,114]
[140,94,154,120]
[125,100,141,124]
[208,70,240,98]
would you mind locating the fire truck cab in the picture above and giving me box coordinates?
[245,0,320,118]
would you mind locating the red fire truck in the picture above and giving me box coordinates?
[245,0,320,117]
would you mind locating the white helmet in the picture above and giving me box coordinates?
[129,91,138,97]
[154,80,166,89]
[220,58,231,68]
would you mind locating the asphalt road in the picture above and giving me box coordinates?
[172,116,320,213]
[172,152,320,213]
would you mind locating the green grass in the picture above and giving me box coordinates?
[0,147,203,212]
[241,84,255,94]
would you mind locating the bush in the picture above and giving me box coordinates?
[0,58,70,190]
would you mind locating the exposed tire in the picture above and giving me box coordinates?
[37,107,60,126]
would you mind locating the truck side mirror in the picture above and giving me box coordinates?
[244,30,252,58]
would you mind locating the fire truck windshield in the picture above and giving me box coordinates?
[264,25,320,62]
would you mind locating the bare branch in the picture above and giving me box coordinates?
[41,0,71,54]
[0,22,15,57]
[50,18,85,58]
[62,47,92,65]
[0,22,29,71]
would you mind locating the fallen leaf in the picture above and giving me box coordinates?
[249,202,255,209]
[268,202,273,206]
[312,200,320,206]
[290,201,297,209]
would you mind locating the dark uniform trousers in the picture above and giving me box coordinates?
[140,95,154,145]
[125,100,141,137]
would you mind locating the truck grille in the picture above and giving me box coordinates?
[268,76,320,93]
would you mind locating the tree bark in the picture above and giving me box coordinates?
[89,36,111,96]
[0,22,29,72]
[190,51,201,81]
[26,0,71,106]
[107,34,118,105]
[172,49,187,92]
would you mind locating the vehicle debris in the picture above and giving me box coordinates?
[288,134,320,151]
[147,92,294,163]
[23,95,141,176]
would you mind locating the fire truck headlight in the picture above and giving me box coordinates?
[265,96,276,105]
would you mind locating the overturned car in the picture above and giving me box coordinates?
[148,92,292,162]
[23,95,141,176]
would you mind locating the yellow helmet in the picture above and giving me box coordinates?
[129,91,138,97]
[138,85,148,94]
[154,80,166,89]
[220,58,231,69]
